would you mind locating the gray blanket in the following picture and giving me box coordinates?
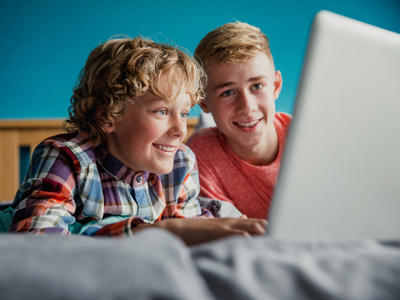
[1,229,399,300]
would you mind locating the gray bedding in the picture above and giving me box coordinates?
[1,229,399,300]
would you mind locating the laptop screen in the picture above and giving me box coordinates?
[267,11,400,241]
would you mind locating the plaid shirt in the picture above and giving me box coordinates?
[9,132,214,236]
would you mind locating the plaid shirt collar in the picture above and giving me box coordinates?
[95,144,150,187]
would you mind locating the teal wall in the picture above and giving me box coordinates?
[1,0,399,119]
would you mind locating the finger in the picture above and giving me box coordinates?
[185,226,251,246]
[230,220,267,235]
[212,228,252,240]
[246,218,268,230]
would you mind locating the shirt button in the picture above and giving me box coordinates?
[136,175,142,183]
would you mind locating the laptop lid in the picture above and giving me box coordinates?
[267,10,400,241]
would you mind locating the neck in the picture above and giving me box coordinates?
[227,126,279,166]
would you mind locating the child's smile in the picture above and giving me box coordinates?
[105,90,191,175]
[153,144,176,152]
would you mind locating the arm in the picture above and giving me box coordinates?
[149,217,267,246]
[9,139,147,237]
[10,142,78,234]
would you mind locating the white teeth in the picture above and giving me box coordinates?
[237,119,260,127]
[156,145,174,152]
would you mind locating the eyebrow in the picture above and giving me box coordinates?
[149,98,167,102]
[212,81,235,92]
[249,75,268,82]
[212,75,269,92]
[147,96,170,104]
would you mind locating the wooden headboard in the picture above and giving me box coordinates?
[0,118,198,202]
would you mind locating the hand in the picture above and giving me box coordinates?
[136,217,267,246]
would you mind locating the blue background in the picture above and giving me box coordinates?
[1,0,399,119]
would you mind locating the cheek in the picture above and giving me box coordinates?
[257,91,274,106]
[210,100,231,116]
[140,123,166,145]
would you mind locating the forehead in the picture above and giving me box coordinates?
[151,73,197,105]
[205,52,275,88]
[136,89,191,106]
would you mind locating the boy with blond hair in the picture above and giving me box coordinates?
[186,22,292,219]
[8,36,266,245]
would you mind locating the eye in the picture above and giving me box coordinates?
[180,111,189,118]
[251,83,264,90]
[155,109,167,116]
[220,90,234,97]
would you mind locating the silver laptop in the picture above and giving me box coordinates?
[267,10,400,241]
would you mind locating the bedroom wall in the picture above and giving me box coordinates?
[1,0,399,120]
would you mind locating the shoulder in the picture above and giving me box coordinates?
[40,132,91,149]
[275,112,292,127]
[186,127,220,149]
[35,132,96,168]
[274,112,292,134]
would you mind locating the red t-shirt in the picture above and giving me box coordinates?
[186,113,292,219]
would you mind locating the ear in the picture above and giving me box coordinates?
[105,123,115,133]
[273,70,283,100]
[199,100,211,113]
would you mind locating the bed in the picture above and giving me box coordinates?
[1,230,400,300]
[1,119,400,300]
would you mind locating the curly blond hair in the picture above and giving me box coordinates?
[194,21,274,67]
[64,36,205,147]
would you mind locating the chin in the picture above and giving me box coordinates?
[152,165,174,175]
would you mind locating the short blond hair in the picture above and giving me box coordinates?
[195,21,274,67]
[65,36,205,147]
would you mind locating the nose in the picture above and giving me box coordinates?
[167,115,187,139]
[235,91,257,115]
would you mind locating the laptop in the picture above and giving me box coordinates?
[267,10,400,241]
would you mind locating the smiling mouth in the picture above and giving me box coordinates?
[234,119,261,128]
[153,144,175,152]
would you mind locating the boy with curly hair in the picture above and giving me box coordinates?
[8,37,266,245]
[186,22,292,219]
